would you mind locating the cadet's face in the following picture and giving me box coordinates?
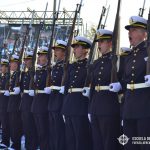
[128,27,146,46]
[73,45,87,59]
[24,59,32,68]
[98,40,112,54]
[10,61,18,71]
[38,54,48,65]
[1,65,8,73]
[54,48,65,60]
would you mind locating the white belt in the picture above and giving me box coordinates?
[35,90,45,94]
[50,86,61,91]
[0,90,6,93]
[9,92,16,95]
[127,83,150,90]
[95,85,109,92]
[68,88,83,93]
[23,90,29,94]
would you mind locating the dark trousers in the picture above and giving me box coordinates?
[9,112,22,150]
[91,115,122,150]
[124,118,150,150]
[21,112,38,150]
[0,112,10,146]
[33,113,50,150]
[49,112,65,150]
[65,115,92,150]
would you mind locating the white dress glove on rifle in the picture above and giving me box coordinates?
[44,87,51,94]
[4,90,10,96]
[13,87,20,95]
[59,86,65,94]
[109,82,122,92]
[144,75,150,86]
[28,90,35,96]
[82,87,90,98]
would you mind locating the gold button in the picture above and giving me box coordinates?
[133,60,136,63]
[76,71,79,73]
[98,78,101,81]
[101,67,103,70]
[75,76,77,78]
[134,54,137,56]
[132,66,135,69]
[99,72,101,75]
[78,67,80,69]
[70,86,73,88]
[130,80,134,83]
[101,61,104,64]
[132,73,134,76]
[72,81,75,83]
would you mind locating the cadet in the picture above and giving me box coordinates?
[20,51,38,150]
[83,29,121,150]
[7,54,22,150]
[44,40,66,150]
[122,16,150,150]
[0,59,10,149]
[60,36,92,150]
[30,46,50,150]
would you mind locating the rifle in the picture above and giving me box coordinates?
[29,2,48,90]
[146,9,150,75]
[5,34,20,90]
[61,0,83,86]
[111,0,121,83]
[138,0,146,17]
[46,0,60,87]
[15,24,32,87]
[84,5,107,87]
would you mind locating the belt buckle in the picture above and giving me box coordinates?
[130,84,134,91]
[35,90,38,94]
[69,88,72,93]
[96,86,100,92]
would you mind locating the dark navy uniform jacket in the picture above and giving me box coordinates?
[89,52,120,116]
[31,66,49,114]
[122,41,150,119]
[48,60,64,112]
[0,73,9,112]
[20,70,34,112]
[7,71,21,112]
[61,58,89,116]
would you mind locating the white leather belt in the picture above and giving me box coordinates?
[35,90,45,94]
[9,92,16,95]
[95,85,109,92]
[127,83,150,90]
[0,90,6,93]
[68,88,83,93]
[23,90,29,94]
[50,86,61,91]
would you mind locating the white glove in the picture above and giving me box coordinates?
[82,87,90,98]
[4,90,10,96]
[88,113,91,122]
[13,87,20,95]
[29,90,35,96]
[109,82,122,92]
[44,87,51,94]
[144,75,150,86]
[59,86,65,94]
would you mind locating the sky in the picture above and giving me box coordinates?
[0,0,149,47]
